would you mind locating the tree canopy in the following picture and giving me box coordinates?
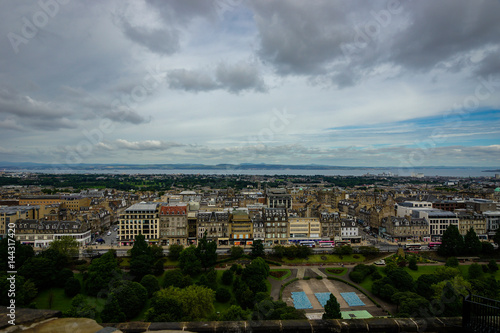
[438,225,464,257]
[322,294,341,319]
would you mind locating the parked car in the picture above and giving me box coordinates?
[374,259,385,265]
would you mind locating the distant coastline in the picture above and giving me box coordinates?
[0,163,497,178]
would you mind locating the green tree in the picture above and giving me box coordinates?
[438,225,464,257]
[445,257,459,267]
[250,239,265,258]
[415,274,439,299]
[100,294,126,323]
[488,259,499,272]
[387,268,414,292]
[296,244,313,259]
[196,232,218,271]
[221,269,234,285]
[140,274,160,297]
[216,287,231,303]
[468,263,483,280]
[335,245,353,255]
[163,269,192,288]
[130,234,150,258]
[322,293,341,319]
[110,280,148,320]
[242,257,270,293]
[253,299,306,320]
[464,227,482,255]
[433,276,471,317]
[391,291,430,317]
[481,242,495,255]
[19,257,57,289]
[179,246,202,276]
[408,257,418,271]
[220,305,250,321]
[84,250,121,296]
[272,245,286,258]
[168,244,184,261]
[63,294,96,319]
[130,254,153,280]
[230,246,244,259]
[434,266,461,282]
[145,292,184,322]
[148,285,215,321]
[55,268,74,286]
[64,277,81,298]
[49,236,79,259]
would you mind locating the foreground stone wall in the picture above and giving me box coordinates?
[104,317,462,333]
[1,307,462,333]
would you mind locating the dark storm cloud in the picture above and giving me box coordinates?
[119,19,180,55]
[167,61,267,93]
[251,0,500,86]
[118,0,221,55]
[104,110,150,125]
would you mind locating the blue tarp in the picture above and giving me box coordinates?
[291,292,313,309]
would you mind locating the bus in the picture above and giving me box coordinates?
[318,241,335,248]
[299,241,316,248]
[404,243,422,251]
[428,242,441,249]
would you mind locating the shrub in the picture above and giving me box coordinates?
[222,269,234,285]
[303,277,311,280]
[481,242,495,255]
[488,259,498,272]
[216,287,231,303]
[316,276,323,280]
[349,271,365,283]
[140,274,160,297]
[445,257,459,267]
[408,257,418,271]
[468,263,483,280]
[372,270,382,281]
[64,277,81,297]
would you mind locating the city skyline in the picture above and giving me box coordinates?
[1,0,500,167]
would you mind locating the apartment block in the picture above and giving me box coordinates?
[159,205,188,246]
[118,202,160,245]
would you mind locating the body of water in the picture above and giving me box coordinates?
[4,167,498,178]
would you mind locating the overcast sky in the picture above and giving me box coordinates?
[1,0,499,167]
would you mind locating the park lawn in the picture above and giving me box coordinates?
[269,269,292,280]
[34,288,105,313]
[403,265,442,279]
[282,254,365,264]
[119,257,178,268]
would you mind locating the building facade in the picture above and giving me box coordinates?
[118,202,160,245]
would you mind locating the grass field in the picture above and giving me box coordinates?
[34,288,105,314]
[282,254,365,264]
